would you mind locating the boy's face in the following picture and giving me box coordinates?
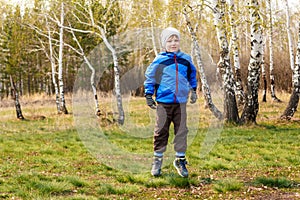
[165,35,180,52]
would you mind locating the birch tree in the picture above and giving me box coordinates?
[68,23,101,117]
[267,0,281,102]
[30,15,65,114]
[45,17,60,112]
[10,75,24,119]
[31,9,102,116]
[285,0,295,71]
[57,2,68,114]
[1,6,27,119]
[99,28,124,124]
[87,1,124,124]
[280,22,300,120]
[65,0,124,124]
[228,0,244,106]
[212,0,239,123]
[184,5,223,120]
[261,36,267,102]
[240,0,263,124]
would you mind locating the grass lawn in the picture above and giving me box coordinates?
[0,93,300,199]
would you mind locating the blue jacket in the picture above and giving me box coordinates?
[144,51,197,104]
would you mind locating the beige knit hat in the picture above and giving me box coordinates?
[160,27,180,48]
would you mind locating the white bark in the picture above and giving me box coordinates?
[261,36,267,102]
[212,0,239,122]
[268,0,281,102]
[58,2,68,114]
[100,28,124,125]
[285,0,295,71]
[241,0,263,124]
[184,6,223,120]
[69,25,101,116]
[295,24,300,88]
[228,0,244,105]
[294,23,300,94]
[46,17,60,113]
[228,0,239,70]
[28,13,63,113]
[281,22,300,120]
[53,0,125,124]
[85,2,124,124]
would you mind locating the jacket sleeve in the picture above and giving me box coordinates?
[144,58,160,96]
[189,62,197,91]
[185,54,197,91]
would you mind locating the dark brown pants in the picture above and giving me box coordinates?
[154,103,188,153]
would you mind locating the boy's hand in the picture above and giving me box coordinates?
[190,90,197,104]
[145,94,157,109]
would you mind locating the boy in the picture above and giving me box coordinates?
[144,27,198,177]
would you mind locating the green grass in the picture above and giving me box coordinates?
[253,177,296,188]
[214,178,243,193]
[0,94,300,199]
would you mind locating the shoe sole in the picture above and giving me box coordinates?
[151,171,161,177]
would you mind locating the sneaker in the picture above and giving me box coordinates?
[151,156,163,176]
[173,157,188,178]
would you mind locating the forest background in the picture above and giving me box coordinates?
[0,0,299,99]
[1,0,300,199]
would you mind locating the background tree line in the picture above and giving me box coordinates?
[0,0,299,120]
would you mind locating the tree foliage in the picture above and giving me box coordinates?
[0,0,299,122]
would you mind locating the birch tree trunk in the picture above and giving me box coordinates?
[10,75,24,120]
[46,17,60,113]
[100,28,125,125]
[69,27,101,117]
[184,6,223,120]
[61,1,124,124]
[241,0,263,124]
[86,1,124,125]
[58,2,68,114]
[268,0,281,102]
[261,36,267,102]
[285,0,295,71]
[228,0,244,106]
[212,0,239,123]
[280,23,300,120]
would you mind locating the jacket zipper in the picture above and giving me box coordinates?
[174,54,178,103]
